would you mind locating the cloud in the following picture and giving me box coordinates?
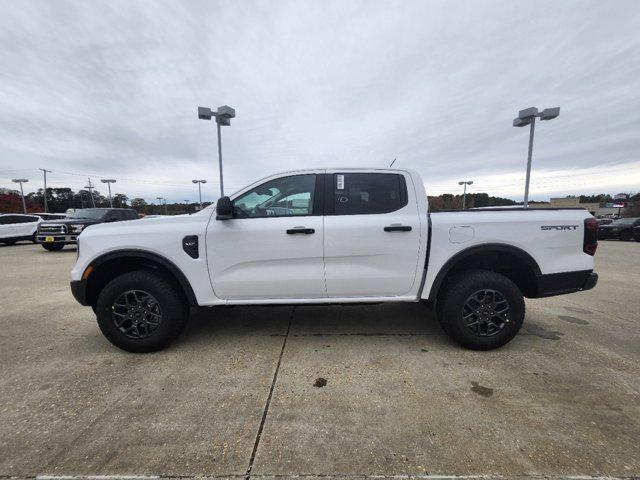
[1,0,639,203]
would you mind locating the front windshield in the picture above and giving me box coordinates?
[67,209,107,220]
[611,218,637,225]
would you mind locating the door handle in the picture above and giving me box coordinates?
[286,227,315,235]
[384,225,412,232]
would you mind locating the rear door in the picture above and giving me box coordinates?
[14,215,40,237]
[323,171,422,297]
[207,172,326,300]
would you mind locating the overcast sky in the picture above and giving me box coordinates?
[1,0,639,204]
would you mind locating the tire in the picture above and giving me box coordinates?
[95,270,189,353]
[42,243,64,251]
[436,270,525,350]
[31,232,37,243]
[619,230,632,241]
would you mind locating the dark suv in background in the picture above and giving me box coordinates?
[37,208,139,251]
[597,217,640,241]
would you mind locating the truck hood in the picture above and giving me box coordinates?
[39,219,102,227]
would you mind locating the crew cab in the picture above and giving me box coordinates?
[69,169,598,353]
[37,208,139,251]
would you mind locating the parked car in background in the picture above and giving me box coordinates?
[597,217,640,241]
[0,213,42,245]
[37,208,139,251]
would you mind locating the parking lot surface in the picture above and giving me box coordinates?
[1,241,639,479]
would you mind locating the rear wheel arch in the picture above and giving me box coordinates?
[427,243,542,301]
[85,250,197,308]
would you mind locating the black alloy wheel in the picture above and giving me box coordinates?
[462,289,509,337]
[111,290,163,339]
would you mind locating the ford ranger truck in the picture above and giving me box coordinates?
[69,169,598,353]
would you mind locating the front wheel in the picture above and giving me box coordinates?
[42,243,65,251]
[437,270,525,350]
[95,270,189,353]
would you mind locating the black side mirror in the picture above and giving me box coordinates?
[216,196,233,220]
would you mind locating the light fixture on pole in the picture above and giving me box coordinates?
[198,105,235,197]
[39,168,51,212]
[513,106,560,207]
[192,179,207,209]
[12,179,29,213]
[156,196,167,215]
[458,180,473,210]
[101,179,117,207]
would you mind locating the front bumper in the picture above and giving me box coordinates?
[70,279,89,306]
[37,234,78,244]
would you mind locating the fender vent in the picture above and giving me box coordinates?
[182,235,199,259]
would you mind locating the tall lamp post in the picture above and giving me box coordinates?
[458,180,473,210]
[39,168,51,212]
[101,179,117,207]
[192,179,207,210]
[156,197,167,215]
[12,179,29,213]
[513,106,560,207]
[197,105,235,197]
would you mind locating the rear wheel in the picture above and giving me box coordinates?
[437,270,525,350]
[95,270,189,353]
[42,243,64,251]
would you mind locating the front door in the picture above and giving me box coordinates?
[323,171,422,297]
[207,172,326,300]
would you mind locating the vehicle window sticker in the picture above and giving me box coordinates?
[336,174,344,190]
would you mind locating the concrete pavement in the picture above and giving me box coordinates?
[0,241,638,478]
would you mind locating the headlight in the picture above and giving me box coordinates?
[70,224,85,233]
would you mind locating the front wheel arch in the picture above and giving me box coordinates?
[85,250,197,308]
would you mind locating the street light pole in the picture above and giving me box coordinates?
[458,180,473,210]
[39,168,51,213]
[100,179,117,207]
[513,106,560,207]
[192,179,207,210]
[12,179,29,213]
[198,105,236,198]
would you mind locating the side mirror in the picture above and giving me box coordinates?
[216,196,233,220]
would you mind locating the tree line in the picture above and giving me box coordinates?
[0,187,211,215]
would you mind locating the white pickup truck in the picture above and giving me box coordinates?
[70,168,598,353]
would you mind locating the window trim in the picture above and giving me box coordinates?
[323,172,408,216]
[230,173,323,220]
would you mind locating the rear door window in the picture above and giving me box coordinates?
[329,173,407,215]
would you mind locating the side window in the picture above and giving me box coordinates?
[332,173,407,215]
[125,210,139,220]
[0,216,12,225]
[233,174,317,218]
[25,216,40,223]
